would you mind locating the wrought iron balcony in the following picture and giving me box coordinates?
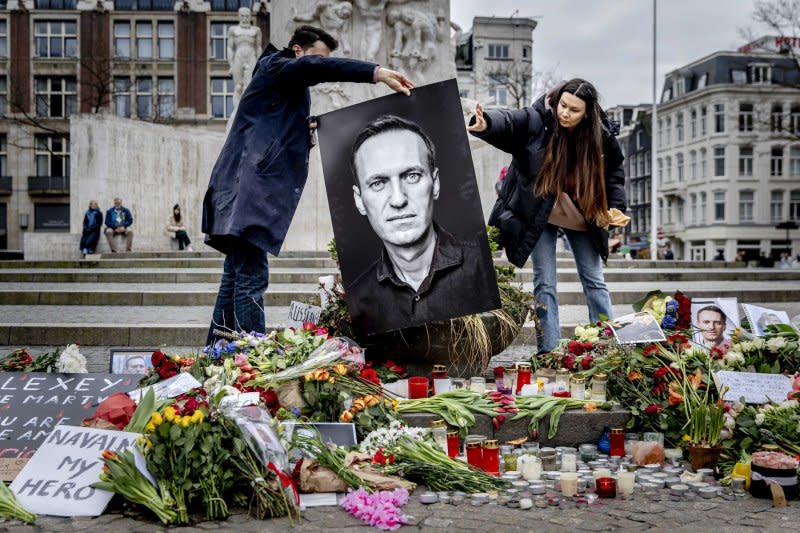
[27,176,70,195]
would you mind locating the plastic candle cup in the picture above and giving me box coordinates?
[618,471,636,496]
[408,376,429,399]
[560,472,578,497]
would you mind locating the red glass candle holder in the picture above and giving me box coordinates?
[446,430,460,459]
[609,427,625,457]
[466,441,483,469]
[408,376,429,399]
[481,439,500,475]
[517,363,532,394]
[596,477,617,498]
[431,365,447,395]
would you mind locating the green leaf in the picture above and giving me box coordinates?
[170,423,182,440]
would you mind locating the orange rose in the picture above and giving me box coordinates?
[352,398,367,412]
[668,382,684,406]
[365,395,380,407]
[332,364,348,376]
[340,410,354,422]
[628,370,643,382]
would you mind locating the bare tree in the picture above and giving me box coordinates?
[485,59,532,108]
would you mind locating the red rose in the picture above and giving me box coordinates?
[360,368,380,384]
[580,355,594,370]
[666,333,688,346]
[651,383,666,395]
[151,350,167,367]
[562,355,576,371]
[582,341,594,351]
[643,344,660,357]
[302,322,316,331]
[183,397,199,415]
[157,360,178,380]
[567,340,584,355]
[644,404,662,415]
[653,367,670,379]
[315,326,329,336]
[710,347,724,360]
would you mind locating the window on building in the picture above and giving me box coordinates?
[697,73,708,89]
[771,190,784,222]
[665,156,672,182]
[714,146,725,176]
[790,190,800,221]
[210,22,235,60]
[114,20,174,59]
[771,146,784,176]
[700,148,707,177]
[750,64,771,84]
[677,153,684,181]
[700,192,707,224]
[34,0,77,7]
[638,151,645,176]
[690,109,697,138]
[739,190,754,222]
[487,44,510,59]
[34,76,77,118]
[714,191,726,221]
[0,76,6,117]
[739,146,753,176]
[690,193,697,224]
[157,77,174,118]
[136,77,152,119]
[657,119,663,147]
[731,69,747,84]
[34,204,70,232]
[0,20,7,58]
[676,198,684,222]
[661,87,672,103]
[738,102,754,132]
[644,151,650,175]
[114,21,132,57]
[791,146,800,176]
[666,199,673,224]
[113,76,132,118]
[210,77,235,118]
[701,106,707,135]
[116,0,178,9]
[771,103,783,132]
[209,0,250,10]
[690,150,697,180]
[665,117,672,145]
[657,158,663,184]
[34,20,78,58]
[714,103,725,133]
[523,45,530,59]
[492,85,508,107]
[658,198,664,225]
[676,113,684,141]
[35,135,70,177]
[136,21,153,58]
[790,104,800,134]
[0,134,6,176]
[673,77,685,98]
[158,21,174,59]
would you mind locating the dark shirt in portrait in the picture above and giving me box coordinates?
[345,225,501,335]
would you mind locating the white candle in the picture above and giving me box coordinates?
[593,468,612,480]
[561,453,577,472]
[618,471,636,495]
[522,459,542,481]
[560,472,578,497]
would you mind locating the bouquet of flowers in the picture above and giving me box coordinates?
[359,420,429,456]
[633,290,692,331]
[395,390,513,433]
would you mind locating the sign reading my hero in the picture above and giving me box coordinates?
[10,425,139,516]
[0,373,137,459]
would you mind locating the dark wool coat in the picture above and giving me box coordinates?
[470,95,627,267]
[202,44,377,255]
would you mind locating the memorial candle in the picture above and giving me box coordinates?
[609,428,625,457]
[560,472,578,497]
[482,440,500,475]
[596,477,617,498]
[618,471,636,496]
[466,441,483,469]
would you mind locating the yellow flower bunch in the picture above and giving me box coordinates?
[145,405,205,432]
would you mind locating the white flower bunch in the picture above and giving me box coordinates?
[722,350,745,369]
[54,343,87,373]
[574,325,600,344]
[766,336,787,351]
[359,419,429,456]
[754,412,765,426]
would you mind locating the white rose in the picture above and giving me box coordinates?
[720,429,732,440]
[752,338,766,350]
[724,414,736,430]
[754,412,765,426]
[766,337,787,351]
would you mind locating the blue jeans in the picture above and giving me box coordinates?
[206,243,269,345]
[532,224,613,354]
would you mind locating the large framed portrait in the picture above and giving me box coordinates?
[691,298,740,349]
[109,349,154,375]
[317,79,500,336]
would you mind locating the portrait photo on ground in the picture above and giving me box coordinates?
[742,303,794,337]
[610,311,667,345]
[109,349,155,374]
[691,298,740,349]
[316,79,500,336]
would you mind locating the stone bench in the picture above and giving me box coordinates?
[24,232,203,260]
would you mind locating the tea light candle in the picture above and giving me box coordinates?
[698,486,718,499]
[593,468,612,480]
[731,476,746,494]
[522,458,542,481]
[596,477,617,498]
[670,484,689,497]
[561,452,577,472]
[618,471,636,495]
[419,491,438,504]
[664,447,683,465]
[665,477,682,488]
[688,481,709,492]
[560,472,578,497]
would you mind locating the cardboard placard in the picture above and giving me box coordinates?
[10,425,139,516]
[0,373,138,459]
[287,300,322,328]
[714,371,793,404]
[0,457,28,481]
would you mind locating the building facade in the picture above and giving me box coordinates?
[0,0,269,250]
[656,46,800,261]
[455,15,536,108]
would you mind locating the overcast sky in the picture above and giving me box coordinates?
[451,0,768,107]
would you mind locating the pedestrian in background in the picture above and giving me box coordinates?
[104,197,134,252]
[469,78,627,355]
[79,200,103,257]
[167,204,193,251]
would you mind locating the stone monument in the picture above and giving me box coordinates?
[228,7,263,108]
[293,1,354,56]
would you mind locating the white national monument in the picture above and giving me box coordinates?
[25,0,513,259]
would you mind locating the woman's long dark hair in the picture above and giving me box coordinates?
[536,78,609,227]
[173,204,181,223]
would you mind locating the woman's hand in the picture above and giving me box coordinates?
[467,103,487,133]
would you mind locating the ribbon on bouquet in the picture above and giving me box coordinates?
[268,462,300,506]
[751,471,798,486]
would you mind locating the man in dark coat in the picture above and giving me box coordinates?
[202,25,413,344]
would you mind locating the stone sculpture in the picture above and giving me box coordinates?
[228,7,263,107]
[293,1,354,56]
[354,0,391,62]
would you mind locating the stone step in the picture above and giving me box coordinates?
[0,267,793,284]
[1,279,798,306]
[2,302,798,346]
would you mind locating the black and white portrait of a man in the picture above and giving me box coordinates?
[317,80,500,336]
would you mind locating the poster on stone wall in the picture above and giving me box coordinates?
[317,79,500,336]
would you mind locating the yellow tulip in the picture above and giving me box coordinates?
[333,364,348,376]
[181,417,191,428]
[164,406,176,422]
[150,412,163,426]
[144,422,155,433]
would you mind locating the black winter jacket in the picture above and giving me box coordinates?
[470,95,627,267]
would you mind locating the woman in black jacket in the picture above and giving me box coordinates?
[79,200,103,257]
[469,78,627,355]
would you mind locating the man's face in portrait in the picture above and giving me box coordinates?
[697,309,726,344]
[125,356,147,374]
[353,129,440,248]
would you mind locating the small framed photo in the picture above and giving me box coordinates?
[742,304,793,337]
[109,349,155,375]
[610,311,667,345]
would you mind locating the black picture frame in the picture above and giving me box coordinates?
[109,348,155,375]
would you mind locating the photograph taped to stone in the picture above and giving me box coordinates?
[610,311,667,345]
[742,303,793,337]
[316,79,500,336]
[109,349,155,375]
[691,298,740,349]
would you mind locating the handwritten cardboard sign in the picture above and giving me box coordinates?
[287,300,322,328]
[0,373,137,459]
[0,457,28,481]
[714,371,793,404]
[10,425,139,516]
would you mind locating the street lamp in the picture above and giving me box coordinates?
[649,0,659,261]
